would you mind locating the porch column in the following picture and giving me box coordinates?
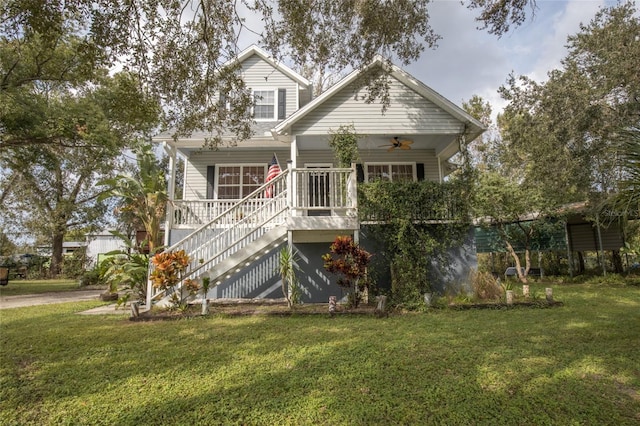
[437,156,443,183]
[290,135,298,168]
[163,142,177,247]
[287,160,297,216]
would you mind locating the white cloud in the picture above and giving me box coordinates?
[403,0,616,119]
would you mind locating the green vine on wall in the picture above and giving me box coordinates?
[358,180,472,308]
[328,123,362,167]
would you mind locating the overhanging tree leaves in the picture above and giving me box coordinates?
[1,0,538,147]
[608,127,640,219]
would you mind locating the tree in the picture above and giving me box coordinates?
[1,0,538,145]
[100,145,169,254]
[461,95,499,168]
[0,68,159,276]
[498,2,640,208]
[474,171,561,283]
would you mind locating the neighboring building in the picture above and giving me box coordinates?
[36,241,87,257]
[151,45,485,306]
[85,230,129,266]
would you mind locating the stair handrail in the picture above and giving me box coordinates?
[146,169,289,306]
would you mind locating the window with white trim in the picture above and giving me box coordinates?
[365,163,416,182]
[253,89,276,120]
[216,165,266,199]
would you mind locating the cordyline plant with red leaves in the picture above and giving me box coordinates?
[322,236,372,307]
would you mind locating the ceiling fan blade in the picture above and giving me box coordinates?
[399,145,411,150]
[387,146,395,152]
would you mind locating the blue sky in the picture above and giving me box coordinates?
[405,0,618,116]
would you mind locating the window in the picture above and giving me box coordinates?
[253,90,276,120]
[217,165,266,199]
[366,163,416,182]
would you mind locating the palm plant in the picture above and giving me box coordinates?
[608,127,640,218]
[101,231,150,305]
[100,145,168,253]
[279,246,300,308]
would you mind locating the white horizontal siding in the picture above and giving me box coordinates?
[241,55,299,117]
[183,150,291,200]
[292,78,462,135]
[86,236,128,266]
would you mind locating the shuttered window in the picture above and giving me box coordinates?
[216,165,266,199]
[253,90,276,120]
[278,88,286,119]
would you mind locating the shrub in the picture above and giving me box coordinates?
[322,236,371,308]
[470,269,502,301]
[61,248,88,278]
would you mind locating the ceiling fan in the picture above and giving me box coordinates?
[382,137,413,152]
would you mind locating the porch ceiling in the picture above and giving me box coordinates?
[156,130,461,161]
[296,133,459,159]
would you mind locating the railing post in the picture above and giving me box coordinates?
[287,161,295,214]
[146,274,153,308]
[349,163,358,213]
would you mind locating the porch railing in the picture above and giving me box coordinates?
[358,180,469,223]
[170,166,357,226]
[148,165,357,306]
[147,169,290,306]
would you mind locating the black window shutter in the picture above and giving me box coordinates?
[206,166,216,199]
[278,88,286,119]
[416,163,425,181]
[356,164,365,183]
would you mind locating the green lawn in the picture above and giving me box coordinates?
[0,279,81,296]
[1,282,639,425]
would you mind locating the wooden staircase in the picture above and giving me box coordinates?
[147,170,290,308]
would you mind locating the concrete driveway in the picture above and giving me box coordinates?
[0,289,105,309]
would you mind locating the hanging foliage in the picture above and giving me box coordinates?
[328,124,362,168]
[358,180,471,307]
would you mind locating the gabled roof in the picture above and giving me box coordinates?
[232,45,311,88]
[272,56,485,140]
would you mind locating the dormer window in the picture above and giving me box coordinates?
[253,89,276,120]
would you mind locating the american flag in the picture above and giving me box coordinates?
[264,154,281,198]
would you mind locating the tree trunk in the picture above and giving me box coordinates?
[524,248,531,278]
[577,251,585,274]
[612,250,623,274]
[505,240,527,283]
[50,231,64,277]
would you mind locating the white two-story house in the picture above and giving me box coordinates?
[149,45,484,306]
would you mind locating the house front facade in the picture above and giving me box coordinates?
[150,45,484,307]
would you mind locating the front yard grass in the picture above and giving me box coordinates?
[0,282,639,425]
[0,279,81,296]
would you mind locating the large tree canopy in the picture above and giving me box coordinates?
[498,2,640,208]
[1,0,537,147]
[0,68,159,276]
